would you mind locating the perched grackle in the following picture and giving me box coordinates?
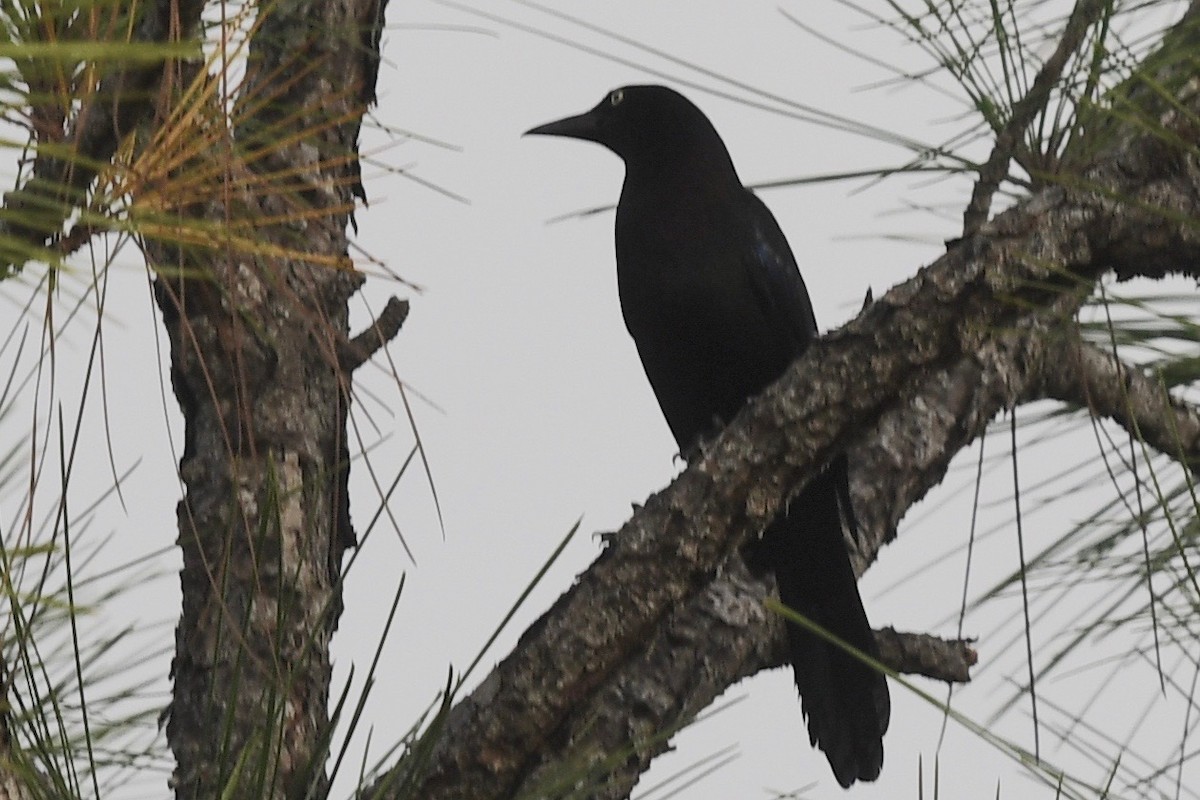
[526,85,889,787]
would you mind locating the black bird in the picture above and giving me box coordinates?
[526,85,890,787]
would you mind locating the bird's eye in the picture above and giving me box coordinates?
[609,89,624,107]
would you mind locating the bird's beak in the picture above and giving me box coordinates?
[524,110,600,142]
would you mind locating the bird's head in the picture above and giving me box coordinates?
[525,85,734,177]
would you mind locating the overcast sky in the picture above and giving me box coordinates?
[2,1,1191,798]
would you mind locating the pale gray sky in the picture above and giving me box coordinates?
[2,1,1189,799]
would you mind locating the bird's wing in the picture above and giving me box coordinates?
[740,190,865,544]
[740,190,819,353]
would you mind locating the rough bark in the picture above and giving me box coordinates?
[1024,331,1200,473]
[961,0,1110,236]
[136,1,395,799]
[0,654,42,800]
[0,0,209,274]
[390,9,1200,798]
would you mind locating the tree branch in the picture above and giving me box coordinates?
[962,0,1109,236]
[0,0,209,273]
[340,296,411,372]
[1023,330,1200,473]
[874,627,978,684]
[505,552,978,800]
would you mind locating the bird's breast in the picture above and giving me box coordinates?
[614,198,796,447]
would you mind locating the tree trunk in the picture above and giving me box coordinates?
[144,1,394,797]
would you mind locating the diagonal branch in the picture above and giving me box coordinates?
[1023,331,1200,474]
[507,552,978,800]
[498,293,1200,800]
[501,304,1073,800]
